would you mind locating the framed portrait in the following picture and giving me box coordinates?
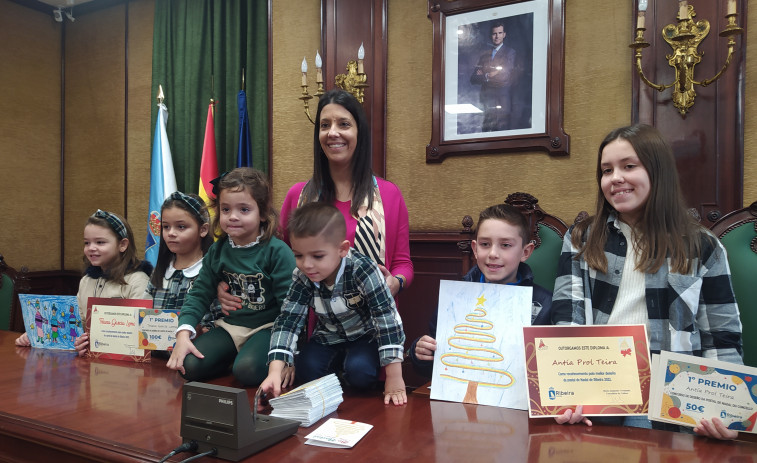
[426,0,569,163]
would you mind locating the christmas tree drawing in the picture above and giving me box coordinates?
[439,295,515,404]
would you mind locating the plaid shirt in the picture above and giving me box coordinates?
[269,250,405,366]
[552,215,743,364]
[146,260,223,329]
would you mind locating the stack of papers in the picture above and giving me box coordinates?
[269,373,343,427]
[304,418,373,448]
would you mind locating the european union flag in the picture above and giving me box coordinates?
[236,90,252,167]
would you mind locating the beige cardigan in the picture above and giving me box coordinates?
[77,271,151,320]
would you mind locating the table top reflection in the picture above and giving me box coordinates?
[0,330,755,463]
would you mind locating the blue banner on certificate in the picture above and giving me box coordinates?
[138,309,179,350]
[649,351,757,433]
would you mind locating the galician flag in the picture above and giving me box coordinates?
[236,90,252,167]
[198,101,218,222]
[145,94,177,265]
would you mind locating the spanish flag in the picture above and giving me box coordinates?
[198,101,218,222]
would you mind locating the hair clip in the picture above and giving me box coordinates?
[209,171,229,197]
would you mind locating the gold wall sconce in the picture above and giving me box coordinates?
[299,43,369,124]
[630,0,742,116]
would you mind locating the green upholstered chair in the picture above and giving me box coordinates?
[458,193,569,292]
[710,201,757,367]
[0,254,29,332]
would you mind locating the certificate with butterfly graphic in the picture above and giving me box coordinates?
[523,324,650,417]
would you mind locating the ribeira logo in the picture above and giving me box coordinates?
[538,339,547,350]
[721,410,741,419]
[149,211,161,236]
[548,387,574,400]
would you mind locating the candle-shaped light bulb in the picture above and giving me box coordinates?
[637,11,646,29]
[678,0,689,20]
[727,0,737,15]
[301,57,308,86]
[315,51,323,84]
[357,42,365,74]
[638,0,647,12]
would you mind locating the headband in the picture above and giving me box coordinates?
[165,191,209,224]
[92,209,128,239]
[209,171,229,197]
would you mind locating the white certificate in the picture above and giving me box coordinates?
[89,304,141,356]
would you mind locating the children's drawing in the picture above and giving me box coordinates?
[19,294,82,350]
[430,280,532,410]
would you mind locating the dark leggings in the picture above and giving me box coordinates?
[181,327,271,386]
[295,335,380,390]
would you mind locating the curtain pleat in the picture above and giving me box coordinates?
[151,0,268,192]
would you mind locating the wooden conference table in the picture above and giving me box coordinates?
[0,330,755,463]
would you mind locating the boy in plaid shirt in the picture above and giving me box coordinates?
[259,202,407,406]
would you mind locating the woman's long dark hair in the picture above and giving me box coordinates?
[573,124,705,274]
[301,88,373,216]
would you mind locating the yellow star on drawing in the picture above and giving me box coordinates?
[476,295,486,307]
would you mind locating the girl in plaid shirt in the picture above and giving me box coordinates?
[145,192,222,339]
[552,125,743,440]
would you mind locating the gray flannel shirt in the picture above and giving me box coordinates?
[552,215,743,364]
[268,250,405,366]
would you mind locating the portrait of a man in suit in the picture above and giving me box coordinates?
[469,21,521,132]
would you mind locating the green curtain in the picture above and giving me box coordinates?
[151,0,269,193]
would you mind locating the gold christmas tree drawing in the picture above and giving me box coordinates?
[439,295,515,404]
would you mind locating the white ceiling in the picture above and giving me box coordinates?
[35,0,97,7]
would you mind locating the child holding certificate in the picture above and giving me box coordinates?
[144,192,222,334]
[409,203,553,378]
[167,168,296,387]
[551,124,743,439]
[65,210,151,355]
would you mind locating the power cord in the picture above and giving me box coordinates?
[177,448,218,463]
[158,440,198,463]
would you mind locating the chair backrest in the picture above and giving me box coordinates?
[505,193,568,291]
[0,254,29,332]
[458,193,568,292]
[709,201,757,367]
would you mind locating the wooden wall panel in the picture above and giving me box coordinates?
[634,0,747,225]
[0,0,62,271]
[64,5,127,270]
[126,0,155,259]
[398,232,473,388]
[270,0,321,208]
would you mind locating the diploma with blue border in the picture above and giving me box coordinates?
[649,351,757,433]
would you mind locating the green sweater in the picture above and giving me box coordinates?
[178,236,296,330]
